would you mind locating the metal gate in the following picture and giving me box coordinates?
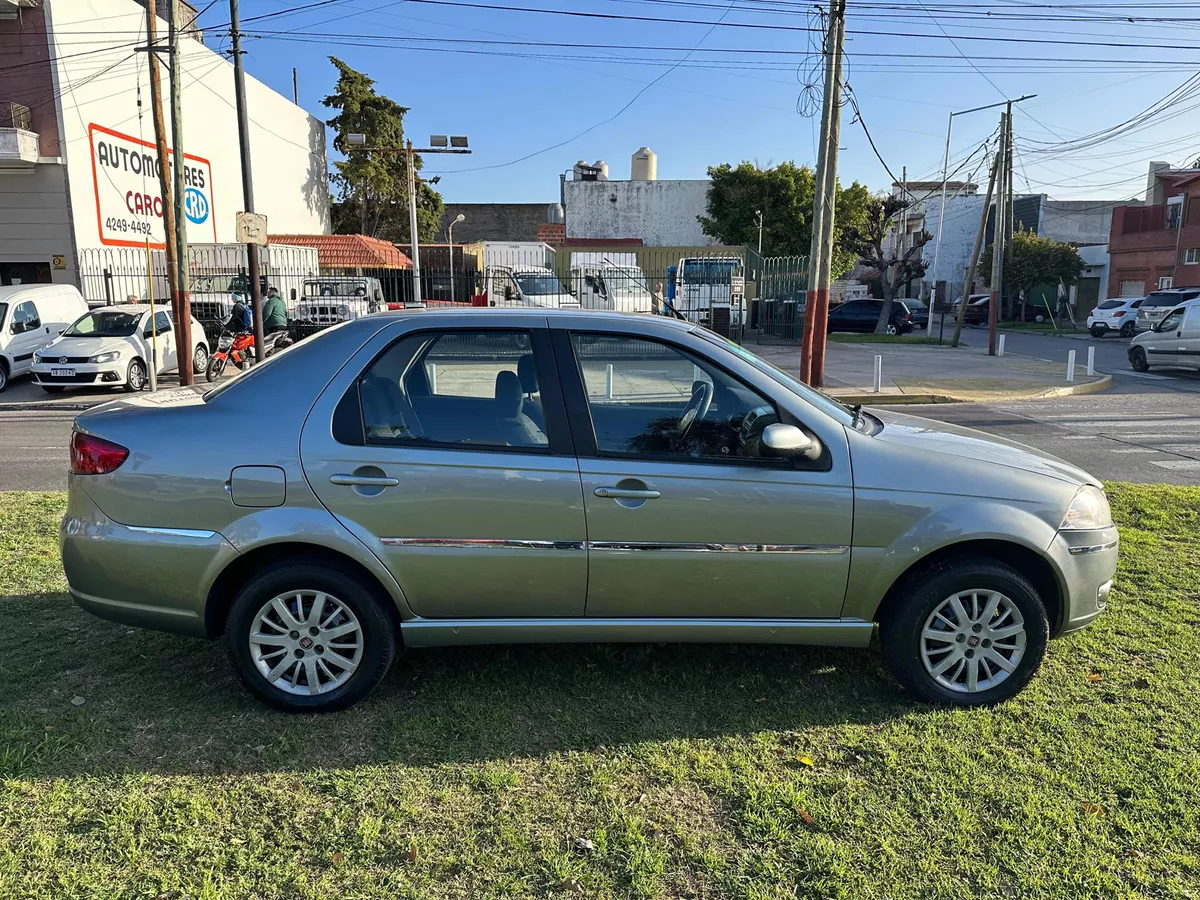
[752,255,809,344]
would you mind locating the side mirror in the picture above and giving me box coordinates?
[762,423,818,460]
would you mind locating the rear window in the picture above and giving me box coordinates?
[1096,300,1124,310]
[1145,292,1199,307]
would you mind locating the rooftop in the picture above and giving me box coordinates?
[269,234,412,269]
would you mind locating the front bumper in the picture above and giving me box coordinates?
[32,360,126,387]
[1046,525,1119,634]
[61,479,239,637]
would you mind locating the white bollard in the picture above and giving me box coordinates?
[606,363,614,399]
[1067,349,1076,382]
[428,362,438,393]
[1087,346,1095,376]
[997,334,1006,357]
[873,354,882,393]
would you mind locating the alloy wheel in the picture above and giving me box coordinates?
[919,590,1026,693]
[194,345,208,373]
[249,590,364,696]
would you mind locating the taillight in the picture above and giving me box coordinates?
[71,432,129,475]
[1113,311,1125,317]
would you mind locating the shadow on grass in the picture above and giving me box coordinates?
[0,591,911,779]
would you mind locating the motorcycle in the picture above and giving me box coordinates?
[205,320,293,383]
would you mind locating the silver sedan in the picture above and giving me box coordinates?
[61,310,1118,712]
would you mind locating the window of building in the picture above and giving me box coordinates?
[1158,276,1175,290]
[1167,196,1184,230]
[1184,248,1200,265]
[1118,279,1145,298]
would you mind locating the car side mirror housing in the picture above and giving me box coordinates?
[762,423,819,461]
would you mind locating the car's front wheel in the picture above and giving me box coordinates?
[124,358,147,392]
[1130,346,1150,372]
[879,557,1049,705]
[226,561,397,712]
[193,343,208,374]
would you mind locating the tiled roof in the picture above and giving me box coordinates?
[269,234,412,269]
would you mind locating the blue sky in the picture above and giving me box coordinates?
[199,1,1200,205]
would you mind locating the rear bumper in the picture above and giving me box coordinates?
[61,480,238,637]
[1047,526,1119,634]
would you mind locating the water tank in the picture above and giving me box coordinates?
[593,160,609,181]
[546,202,564,224]
[631,146,657,181]
[572,160,590,180]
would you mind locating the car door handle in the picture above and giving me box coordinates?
[330,474,399,487]
[594,486,660,500]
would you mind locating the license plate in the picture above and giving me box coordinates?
[50,367,75,377]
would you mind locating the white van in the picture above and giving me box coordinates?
[0,284,89,392]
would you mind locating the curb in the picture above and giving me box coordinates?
[829,374,1112,405]
[1031,373,1113,399]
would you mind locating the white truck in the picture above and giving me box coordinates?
[671,256,746,331]
[175,243,319,321]
[465,242,578,309]
[294,276,387,325]
[569,252,654,313]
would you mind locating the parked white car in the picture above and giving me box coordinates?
[1087,297,1143,338]
[1129,299,1200,373]
[31,304,208,393]
[0,283,89,392]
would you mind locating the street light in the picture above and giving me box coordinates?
[926,95,1035,331]
[448,213,465,303]
[756,209,764,255]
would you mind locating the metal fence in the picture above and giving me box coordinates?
[76,243,815,348]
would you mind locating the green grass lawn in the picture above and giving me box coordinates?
[999,322,1081,334]
[827,334,947,345]
[1,485,1198,899]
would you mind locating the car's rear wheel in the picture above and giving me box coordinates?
[1130,346,1150,372]
[124,358,147,393]
[879,557,1049,705]
[225,561,396,712]
[0,360,8,393]
[1120,320,1136,338]
[886,323,898,336]
[1090,324,1107,337]
[193,344,208,374]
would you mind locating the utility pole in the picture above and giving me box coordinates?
[405,140,422,306]
[229,0,265,362]
[167,0,194,385]
[799,0,845,387]
[143,4,184,371]
[952,143,1000,348]
[292,67,299,105]
[1004,108,1015,321]
[988,111,1008,356]
[756,209,763,255]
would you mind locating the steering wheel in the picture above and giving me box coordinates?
[677,381,714,442]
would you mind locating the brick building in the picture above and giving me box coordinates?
[1107,164,1200,298]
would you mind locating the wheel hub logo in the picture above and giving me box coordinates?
[299,636,314,650]
[184,187,209,225]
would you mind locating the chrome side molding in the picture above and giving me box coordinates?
[127,526,218,540]
[1067,540,1119,556]
[381,538,849,555]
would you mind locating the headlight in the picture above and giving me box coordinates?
[89,351,121,364]
[1060,486,1112,530]
[337,305,351,320]
[34,350,46,363]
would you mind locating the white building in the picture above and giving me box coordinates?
[0,0,329,290]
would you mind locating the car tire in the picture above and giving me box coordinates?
[225,561,397,713]
[193,343,208,374]
[1089,325,1107,338]
[1130,346,1150,372]
[1120,321,1136,338]
[41,385,65,394]
[124,358,147,393]
[886,323,898,336]
[0,360,8,393]
[205,355,226,383]
[879,556,1049,706]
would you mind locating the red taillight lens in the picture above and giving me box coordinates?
[1113,311,1125,317]
[70,432,129,475]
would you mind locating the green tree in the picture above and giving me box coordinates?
[698,161,871,275]
[322,57,443,243]
[979,228,1085,297]
[842,194,931,334]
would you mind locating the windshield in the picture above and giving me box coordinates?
[514,274,565,296]
[192,274,254,295]
[682,260,740,282]
[693,328,858,428]
[305,280,368,297]
[605,268,651,295]
[64,310,141,337]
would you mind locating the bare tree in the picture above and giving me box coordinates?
[844,195,932,334]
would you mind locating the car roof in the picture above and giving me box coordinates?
[0,283,80,301]
[357,306,697,332]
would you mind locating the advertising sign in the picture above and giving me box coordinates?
[88,123,217,248]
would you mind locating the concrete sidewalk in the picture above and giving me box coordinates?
[752,338,1111,403]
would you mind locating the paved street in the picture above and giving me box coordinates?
[0,409,73,491]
